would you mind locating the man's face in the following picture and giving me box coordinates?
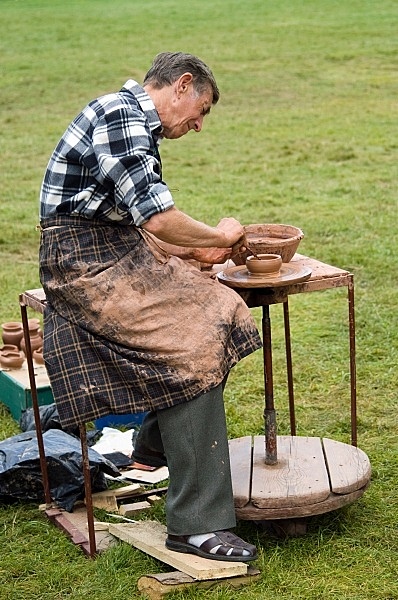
[160,81,213,139]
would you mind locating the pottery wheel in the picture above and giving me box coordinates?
[217,263,312,289]
[230,435,371,520]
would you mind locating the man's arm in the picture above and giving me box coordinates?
[142,206,245,250]
[141,207,246,265]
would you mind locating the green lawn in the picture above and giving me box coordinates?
[1,1,397,598]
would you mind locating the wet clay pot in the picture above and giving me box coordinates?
[20,322,43,355]
[1,322,24,348]
[233,223,304,265]
[0,349,25,369]
[246,253,283,277]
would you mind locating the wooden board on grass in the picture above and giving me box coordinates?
[137,566,261,599]
[88,483,143,510]
[108,520,248,580]
[121,466,169,484]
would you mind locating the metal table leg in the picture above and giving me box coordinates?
[283,299,296,436]
[79,424,97,557]
[348,275,357,446]
[262,305,277,464]
[20,299,51,505]
[19,291,97,557]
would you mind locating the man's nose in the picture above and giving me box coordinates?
[193,116,204,132]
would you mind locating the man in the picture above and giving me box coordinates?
[39,52,262,561]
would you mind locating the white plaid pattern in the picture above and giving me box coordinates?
[40,80,174,225]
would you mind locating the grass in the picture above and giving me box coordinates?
[1,0,398,598]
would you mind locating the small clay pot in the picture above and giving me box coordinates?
[20,326,43,355]
[28,318,43,338]
[1,344,19,353]
[33,347,45,365]
[246,253,282,277]
[1,322,24,348]
[0,349,25,369]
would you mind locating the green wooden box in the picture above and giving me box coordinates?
[0,364,54,422]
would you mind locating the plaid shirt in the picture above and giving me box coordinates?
[39,80,174,225]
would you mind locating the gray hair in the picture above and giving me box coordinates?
[143,52,220,104]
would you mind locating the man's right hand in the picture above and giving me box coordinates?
[216,218,246,252]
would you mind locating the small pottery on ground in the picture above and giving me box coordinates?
[246,254,283,277]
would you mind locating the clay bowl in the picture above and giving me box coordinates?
[234,223,304,266]
[0,349,25,369]
[1,344,19,352]
[246,254,283,277]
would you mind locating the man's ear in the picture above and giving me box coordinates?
[176,72,193,96]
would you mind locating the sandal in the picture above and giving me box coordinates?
[165,530,258,562]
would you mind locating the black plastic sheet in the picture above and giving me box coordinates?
[20,403,67,433]
[19,404,101,445]
[0,429,119,511]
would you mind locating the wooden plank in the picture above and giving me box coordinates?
[111,483,143,497]
[118,501,152,516]
[121,466,169,484]
[131,486,168,500]
[147,494,163,505]
[90,494,118,511]
[137,567,260,599]
[89,483,143,510]
[93,522,110,531]
[229,436,252,508]
[291,254,349,278]
[108,521,248,580]
[251,436,331,508]
[20,289,47,313]
[322,438,371,494]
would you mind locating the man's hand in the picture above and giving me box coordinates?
[192,246,233,265]
[216,218,246,252]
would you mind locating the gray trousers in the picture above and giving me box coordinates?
[132,383,236,536]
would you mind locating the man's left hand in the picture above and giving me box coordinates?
[193,247,232,265]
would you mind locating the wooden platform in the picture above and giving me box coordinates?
[108,520,249,580]
[42,510,260,597]
[137,567,261,599]
[230,435,371,520]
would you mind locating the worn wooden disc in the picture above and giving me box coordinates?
[217,264,312,288]
[229,435,371,520]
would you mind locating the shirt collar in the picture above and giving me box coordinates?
[122,79,162,136]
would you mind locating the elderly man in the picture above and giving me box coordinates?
[39,52,262,561]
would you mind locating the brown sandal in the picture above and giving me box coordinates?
[166,530,257,562]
